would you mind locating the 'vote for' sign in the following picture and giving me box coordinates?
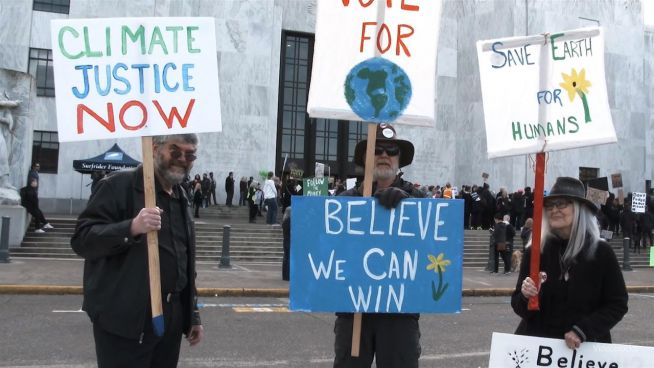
[51,17,221,142]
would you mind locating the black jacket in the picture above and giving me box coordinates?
[71,166,201,340]
[511,236,628,343]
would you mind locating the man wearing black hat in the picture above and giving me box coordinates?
[334,123,424,368]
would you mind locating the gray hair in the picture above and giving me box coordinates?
[530,201,600,272]
[152,134,198,146]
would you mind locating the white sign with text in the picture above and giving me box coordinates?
[51,17,221,142]
[489,332,654,368]
[477,27,616,158]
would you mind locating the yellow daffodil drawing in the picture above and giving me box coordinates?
[559,68,592,123]
[427,253,451,302]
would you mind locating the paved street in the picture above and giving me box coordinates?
[1,294,653,368]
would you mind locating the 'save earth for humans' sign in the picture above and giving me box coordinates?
[51,17,221,142]
[477,27,616,158]
[290,197,463,313]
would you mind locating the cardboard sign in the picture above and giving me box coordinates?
[611,173,623,188]
[632,192,647,213]
[489,332,654,368]
[307,1,441,125]
[51,17,221,142]
[586,187,609,209]
[477,27,616,158]
[303,177,328,197]
[290,196,463,313]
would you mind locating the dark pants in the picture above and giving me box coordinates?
[494,248,511,273]
[26,206,47,229]
[265,198,278,224]
[248,201,257,223]
[194,202,201,218]
[93,298,184,368]
[333,315,420,368]
[211,190,217,205]
[642,229,653,247]
[240,191,247,206]
[226,190,234,206]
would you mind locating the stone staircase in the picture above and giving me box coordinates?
[11,205,653,268]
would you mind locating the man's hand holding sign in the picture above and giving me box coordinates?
[300,1,451,366]
[56,17,220,367]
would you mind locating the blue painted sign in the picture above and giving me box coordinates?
[290,196,463,313]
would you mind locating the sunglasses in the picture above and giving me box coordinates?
[374,144,400,156]
[544,199,572,210]
[169,146,197,162]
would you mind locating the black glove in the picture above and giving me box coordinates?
[374,187,409,209]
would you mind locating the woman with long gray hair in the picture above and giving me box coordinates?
[511,177,628,350]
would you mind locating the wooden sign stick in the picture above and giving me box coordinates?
[528,152,545,311]
[141,136,165,336]
[351,123,378,356]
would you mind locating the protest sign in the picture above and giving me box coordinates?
[303,177,328,197]
[586,186,609,209]
[51,17,221,142]
[611,173,623,188]
[489,332,654,368]
[632,192,647,213]
[346,178,357,191]
[477,27,616,158]
[315,163,325,178]
[307,1,441,125]
[290,196,463,313]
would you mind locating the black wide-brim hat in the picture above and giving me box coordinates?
[353,123,414,168]
[546,176,598,213]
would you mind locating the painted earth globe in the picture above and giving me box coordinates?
[344,57,412,123]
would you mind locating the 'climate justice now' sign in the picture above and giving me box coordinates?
[51,17,221,142]
[488,333,654,368]
[307,0,441,125]
[290,196,463,313]
[476,27,616,158]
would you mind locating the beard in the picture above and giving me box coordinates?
[154,151,191,186]
[373,165,397,182]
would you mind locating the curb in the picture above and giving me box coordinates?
[1,285,653,296]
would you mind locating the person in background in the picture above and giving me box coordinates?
[201,173,211,208]
[520,218,533,249]
[20,177,53,232]
[281,206,291,281]
[247,181,258,224]
[193,175,203,218]
[28,162,39,187]
[224,171,235,207]
[512,177,628,349]
[209,172,217,205]
[239,176,248,206]
[263,172,279,225]
[490,212,510,274]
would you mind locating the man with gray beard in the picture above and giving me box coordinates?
[334,123,424,368]
[72,134,203,368]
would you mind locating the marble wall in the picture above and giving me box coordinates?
[0,0,651,212]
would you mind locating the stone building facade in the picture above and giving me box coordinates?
[0,0,651,212]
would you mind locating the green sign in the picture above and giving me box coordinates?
[303,177,328,196]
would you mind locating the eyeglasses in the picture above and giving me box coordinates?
[169,146,197,162]
[544,199,572,210]
[374,144,400,156]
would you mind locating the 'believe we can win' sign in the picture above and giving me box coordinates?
[51,17,221,142]
[290,197,463,313]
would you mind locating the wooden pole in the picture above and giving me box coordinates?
[351,123,378,357]
[528,152,545,311]
[141,136,165,336]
